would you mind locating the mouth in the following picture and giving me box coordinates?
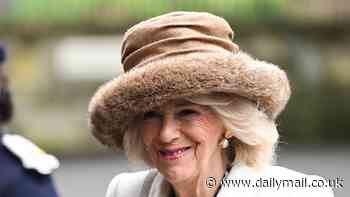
[159,146,192,160]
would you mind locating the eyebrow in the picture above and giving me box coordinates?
[152,100,196,113]
[173,100,195,107]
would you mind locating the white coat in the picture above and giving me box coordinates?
[106,162,334,197]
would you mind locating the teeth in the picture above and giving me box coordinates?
[160,147,189,157]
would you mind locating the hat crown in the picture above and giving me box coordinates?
[121,11,239,71]
[89,12,291,149]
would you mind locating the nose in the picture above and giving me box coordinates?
[158,114,180,144]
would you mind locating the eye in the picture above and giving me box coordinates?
[177,109,199,117]
[143,111,162,120]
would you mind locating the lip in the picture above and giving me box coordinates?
[158,146,192,161]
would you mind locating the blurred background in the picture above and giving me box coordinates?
[0,0,349,196]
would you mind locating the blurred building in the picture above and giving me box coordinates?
[0,0,349,155]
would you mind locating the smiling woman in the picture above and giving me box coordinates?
[88,11,334,197]
[124,94,277,170]
[122,94,278,197]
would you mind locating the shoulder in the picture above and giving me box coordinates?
[262,165,334,197]
[263,165,311,177]
[106,169,157,197]
[0,134,59,196]
[269,166,334,196]
[1,134,59,175]
[223,163,334,197]
[0,138,22,188]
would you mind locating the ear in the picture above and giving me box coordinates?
[224,130,234,139]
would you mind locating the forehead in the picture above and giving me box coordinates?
[169,99,193,106]
[154,99,198,111]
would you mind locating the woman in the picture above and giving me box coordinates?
[88,12,333,197]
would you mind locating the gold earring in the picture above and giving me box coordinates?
[145,146,150,151]
[220,138,229,149]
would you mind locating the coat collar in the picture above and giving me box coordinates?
[216,162,258,197]
[147,162,260,197]
[147,172,171,197]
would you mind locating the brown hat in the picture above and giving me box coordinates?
[88,11,291,148]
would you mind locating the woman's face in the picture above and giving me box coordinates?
[141,99,226,183]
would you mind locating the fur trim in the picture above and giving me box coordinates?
[88,51,291,148]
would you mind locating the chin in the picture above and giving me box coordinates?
[149,146,199,182]
[156,153,198,183]
[161,165,197,184]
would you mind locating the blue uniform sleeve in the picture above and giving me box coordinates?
[2,170,59,197]
[0,135,60,197]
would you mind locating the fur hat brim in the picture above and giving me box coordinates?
[88,51,291,148]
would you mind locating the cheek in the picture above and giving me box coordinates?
[142,121,161,146]
[183,117,223,152]
[181,116,224,146]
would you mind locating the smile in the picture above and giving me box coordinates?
[159,147,191,160]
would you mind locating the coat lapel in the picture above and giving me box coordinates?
[217,162,257,197]
[147,163,260,197]
[141,163,333,197]
[148,173,172,197]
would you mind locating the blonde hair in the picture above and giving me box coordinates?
[123,93,279,169]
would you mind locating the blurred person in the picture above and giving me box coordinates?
[88,12,334,197]
[0,45,60,197]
